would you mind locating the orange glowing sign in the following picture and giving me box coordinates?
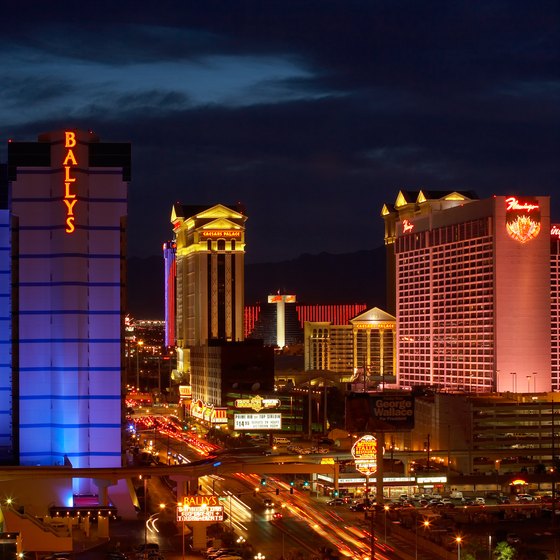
[402,219,414,234]
[505,196,541,243]
[200,230,241,238]
[268,294,296,303]
[177,495,224,522]
[351,434,382,476]
[63,131,78,234]
[182,495,220,507]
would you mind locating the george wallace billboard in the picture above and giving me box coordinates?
[345,392,414,433]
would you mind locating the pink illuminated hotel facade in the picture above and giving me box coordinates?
[382,190,560,394]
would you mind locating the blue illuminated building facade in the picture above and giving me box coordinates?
[6,129,131,476]
[0,189,12,463]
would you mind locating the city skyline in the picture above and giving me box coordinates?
[1,1,559,264]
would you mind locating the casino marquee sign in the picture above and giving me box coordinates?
[351,434,383,476]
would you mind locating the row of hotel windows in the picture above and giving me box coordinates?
[398,257,493,274]
[399,302,494,312]
[396,219,491,253]
[400,274,492,283]
[400,353,494,361]
[398,275,493,287]
[399,232,492,258]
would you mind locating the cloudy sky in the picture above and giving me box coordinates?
[1,1,558,263]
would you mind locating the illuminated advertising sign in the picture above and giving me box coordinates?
[190,400,227,424]
[234,413,282,431]
[63,131,78,233]
[551,225,560,239]
[402,219,414,234]
[505,196,541,243]
[268,294,296,303]
[179,385,192,398]
[352,323,394,330]
[200,230,242,238]
[351,434,382,476]
[234,395,280,412]
[345,393,415,433]
[416,476,447,484]
[176,495,224,522]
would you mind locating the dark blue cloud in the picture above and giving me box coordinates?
[1,0,559,263]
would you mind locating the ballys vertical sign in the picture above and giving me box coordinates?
[63,131,78,233]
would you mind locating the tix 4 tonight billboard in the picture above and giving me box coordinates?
[345,392,414,433]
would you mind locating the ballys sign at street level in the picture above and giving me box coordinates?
[63,131,79,234]
[351,434,384,476]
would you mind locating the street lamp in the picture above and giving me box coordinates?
[136,340,144,390]
[254,554,266,560]
[455,536,462,560]
[533,371,538,392]
[140,475,149,551]
[176,499,186,560]
[384,504,389,543]
[415,518,430,559]
[510,371,517,392]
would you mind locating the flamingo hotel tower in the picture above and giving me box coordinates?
[382,191,554,393]
[5,129,130,471]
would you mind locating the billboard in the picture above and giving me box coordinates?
[351,434,381,475]
[345,392,414,432]
[234,413,282,430]
[176,495,224,523]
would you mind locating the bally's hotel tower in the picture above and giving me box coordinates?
[3,129,130,477]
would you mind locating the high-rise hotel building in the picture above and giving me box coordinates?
[169,203,249,407]
[170,203,247,348]
[382,190,551,393]
[7,129,130,470]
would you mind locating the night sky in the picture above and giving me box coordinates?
[1,1,558,264]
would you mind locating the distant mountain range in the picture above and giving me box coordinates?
[126,246,387,319]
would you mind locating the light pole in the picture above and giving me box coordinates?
[136,340,144,390]
[415,518,430,559]
[455,536,462,560]
[177,500,186,560]
[415,516,418,560]
[384,504,389,543]
[510,371,517,392]
[369,505,375,560]
[533,372,537,392]
[141,475,149,550]
[527,375,531,393]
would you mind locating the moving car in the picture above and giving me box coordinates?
[516,494,535,502]
[327,498,345,506]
